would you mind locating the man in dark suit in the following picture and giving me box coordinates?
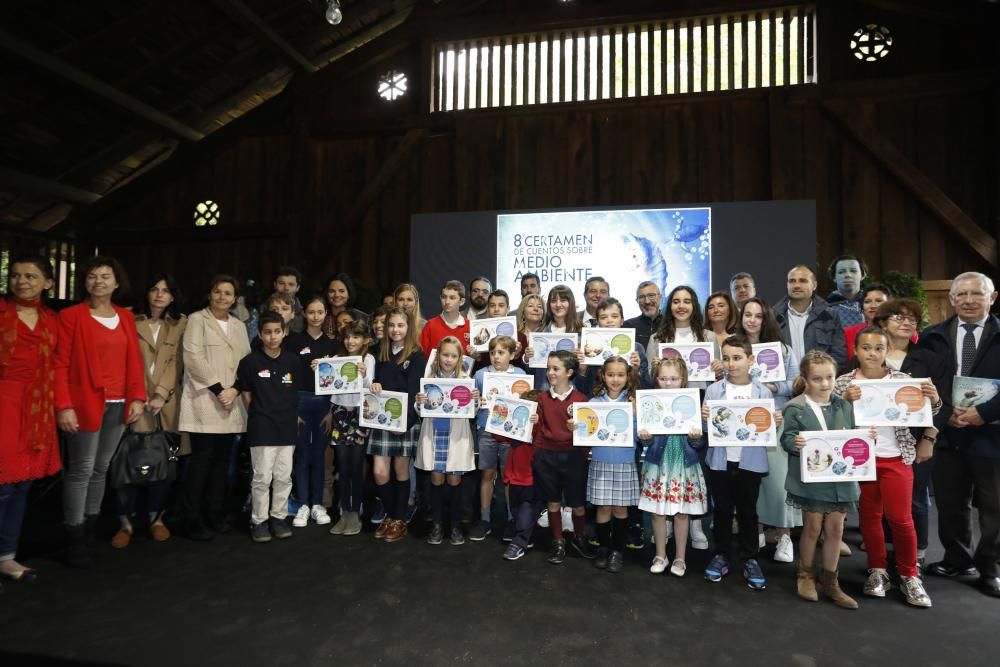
[917,271,1000,598]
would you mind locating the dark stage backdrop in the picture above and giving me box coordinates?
[410,200,816,311]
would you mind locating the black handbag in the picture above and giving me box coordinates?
[110,416,177,488]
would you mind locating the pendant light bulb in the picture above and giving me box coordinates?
[326,0,343,25]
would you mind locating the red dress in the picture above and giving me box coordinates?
[0,299,61,484]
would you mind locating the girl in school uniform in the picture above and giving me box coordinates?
[328,320,376,537]
[523,284,581,392]
[368,307,424,543]
[285,295,340,529]
[415,336,478,546]
[638,358,708,577]
[581,356,640,573]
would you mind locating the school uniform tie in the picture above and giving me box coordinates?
[960,322,978,376]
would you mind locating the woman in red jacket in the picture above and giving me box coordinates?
[55,256,146,568]
[0,255,62,587]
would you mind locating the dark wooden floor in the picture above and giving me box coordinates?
[2,485,1000,667]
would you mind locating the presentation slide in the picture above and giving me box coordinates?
[409,200,815,316]
[496,208,710,320]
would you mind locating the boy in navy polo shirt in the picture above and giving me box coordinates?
[236,311,300,543]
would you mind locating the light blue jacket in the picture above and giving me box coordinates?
[703,378,774,474]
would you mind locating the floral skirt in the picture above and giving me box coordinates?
[638,438,708,516]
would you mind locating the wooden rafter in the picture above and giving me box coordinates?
[313,1,416,67]
[212,0,319,74]
[0,166,102,205]
[0,27,205,141]
[822,99,998,268]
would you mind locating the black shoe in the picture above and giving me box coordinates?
[468,520,491,542]
[269,517,293,539]
[449,525,465,546]
[569,535,598,559]
[980,576,1000,598]
[926,561,978,578]
[594,547,609,570]
[83,515,99,547]
[547,540,566,565]
[427,522,444,545]
[184,521,215,542]
[607,549,624,573]
[208,517,233,534]
[64,525,92,569]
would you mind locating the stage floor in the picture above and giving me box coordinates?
[3,497,1000,666]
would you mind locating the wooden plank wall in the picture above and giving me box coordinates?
[94,86,996,306]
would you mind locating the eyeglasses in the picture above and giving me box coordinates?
[952,291,988,302]
[636,294,660,303]
[888,314,918,324]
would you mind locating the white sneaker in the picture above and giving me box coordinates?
[690,520,709,550]
[774,533,794,562]
[311,505,331,525]
[650,556,667,574]
[537,510,549,528]
[561,507,573,533]
[292,505,310,528]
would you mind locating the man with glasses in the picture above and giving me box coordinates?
[917,272,1000,598]
[466,276,492,322]
[624,281,662,349]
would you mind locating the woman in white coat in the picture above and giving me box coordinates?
[177,275,250,540]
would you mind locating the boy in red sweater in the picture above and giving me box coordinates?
[419,280,471,358]
[528,350,596,564]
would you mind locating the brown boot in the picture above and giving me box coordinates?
[818,569,859,609]
[797,564,818,602]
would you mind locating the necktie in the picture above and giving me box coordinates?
[961,323,978,376]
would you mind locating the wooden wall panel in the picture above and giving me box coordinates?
[88,87,996,305]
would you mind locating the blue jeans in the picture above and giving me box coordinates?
[0,481,32,560]
[295,392,330,507]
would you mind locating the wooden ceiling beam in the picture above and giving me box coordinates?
[212,0,319,74]
[0,27,205,141]
[313,1,416,67]
[0,166,102,205]
[823,99,998,268]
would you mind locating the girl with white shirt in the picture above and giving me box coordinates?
[835,326,938,608]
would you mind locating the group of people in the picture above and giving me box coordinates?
[0,251,998,610]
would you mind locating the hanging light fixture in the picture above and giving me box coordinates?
[326,0,343,25]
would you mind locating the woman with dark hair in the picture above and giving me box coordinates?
[645,285,714,550]
[873,298,948,569]
[705,291,739,340]
[736,296,802,563]
[322,273,367,337]
[110,274,188,548]
[844,283,894,361]
[0,255,62,584]
[177,275,251,540]
[55,255,146,567]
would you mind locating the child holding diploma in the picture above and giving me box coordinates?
[834,326,938,608]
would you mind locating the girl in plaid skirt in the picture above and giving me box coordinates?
[368,308,424,543]
[579,356,640,573]
[415,336,478,546]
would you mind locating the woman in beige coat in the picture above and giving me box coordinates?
[177,275,250,541]
[111,274,188,548]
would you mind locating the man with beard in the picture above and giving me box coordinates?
[623,280,662,350]
[465,276,492,322]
